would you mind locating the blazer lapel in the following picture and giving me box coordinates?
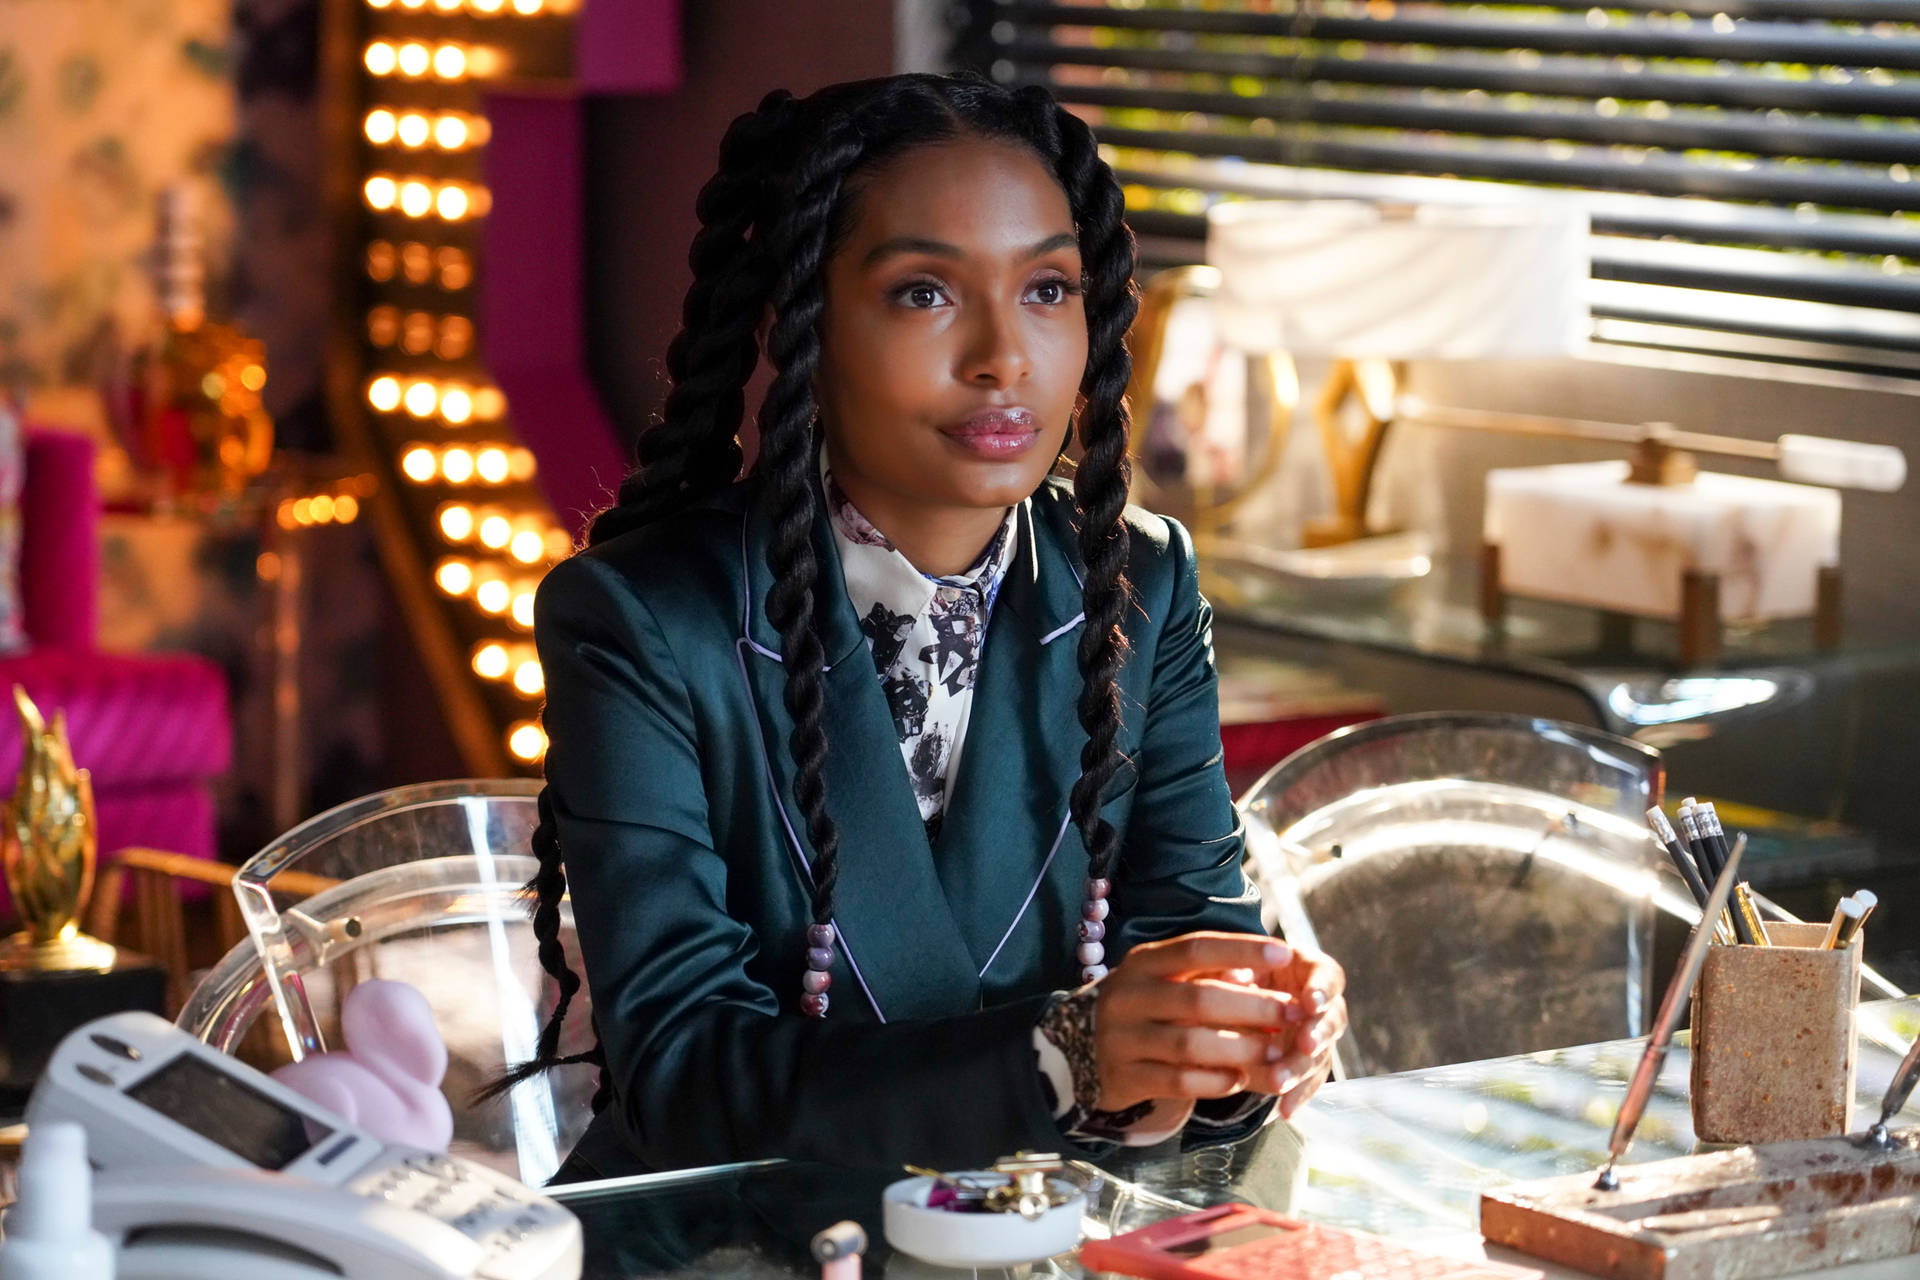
[732,480,983,1021]
[935,494,1094,982]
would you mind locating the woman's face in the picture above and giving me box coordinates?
[813,133,1087,532]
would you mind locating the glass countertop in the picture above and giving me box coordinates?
[1204,552,1920,731]
[549,998,1920,1280]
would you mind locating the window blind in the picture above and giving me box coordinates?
[959,0,1920,378]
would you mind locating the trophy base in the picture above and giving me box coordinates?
[0,927,118,973]
[0,947,166,1116]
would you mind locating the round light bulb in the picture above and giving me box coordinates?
[441,448,475,483]
[511,591,535,627]
[435,115,469,149]
[473,0,505,10]
[440,386,473,425]
[367,305,401,345]
[436,184,469,221]
[399,181,433,218]
[311,494,337,523]
[473,643,510,679]
[433,44,467,79]
[403,379,438,418]
[367,375,402,412]
[513,0,543,13]
[335,495,359,523]
[508,722,546,762]
[510,530,545,563]
[543,529,571,561]
[475,447,510,484]
[513,660,545,695]
[435,560,473,595]
[439,504,474,540]
[397,42,431,77]
[396,112,430,148]
[364,42,398,75]
[476,579,511,614]
[401,447,438,482]
[364,176,397,209]
[478,515,512,548]
[473,387,506,420]
[365,109,397,143]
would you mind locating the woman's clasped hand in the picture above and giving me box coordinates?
[1092,933,1348,1122]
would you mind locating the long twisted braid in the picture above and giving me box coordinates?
[1027,89,1139,888]
[757,115,874,948]
[476,90,797,1105]
[485,73,1144,1104]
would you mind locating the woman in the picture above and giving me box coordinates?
[494,72,1348,1179]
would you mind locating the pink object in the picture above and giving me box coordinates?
[19,429,98,649]
[270,980,454,1152]
[0,429,231,916]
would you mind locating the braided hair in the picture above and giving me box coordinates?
[481,72,1139,1105]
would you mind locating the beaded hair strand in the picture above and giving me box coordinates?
[1013,86,1139,982]
[482,73,1141,1107]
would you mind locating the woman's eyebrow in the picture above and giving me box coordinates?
[861,231,1079,269]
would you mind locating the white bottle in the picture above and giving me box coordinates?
[0,1121,115,1280]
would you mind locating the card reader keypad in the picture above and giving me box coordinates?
[347,1152,574,1274]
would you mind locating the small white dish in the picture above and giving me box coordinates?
[881,1173,1085,1268]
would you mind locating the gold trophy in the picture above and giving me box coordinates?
[1,686,116,971]
[0,687,164,1109]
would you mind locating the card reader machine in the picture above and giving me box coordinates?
[22,1011,582,1280]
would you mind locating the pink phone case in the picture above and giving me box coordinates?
[1079,1203,1541,1280]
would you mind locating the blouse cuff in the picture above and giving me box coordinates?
[1033,986,1189,1147]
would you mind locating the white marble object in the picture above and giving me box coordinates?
[1483,462,1841,621]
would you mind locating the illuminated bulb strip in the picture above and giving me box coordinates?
[362,174,491,221]
[363,111,489,151]
[469,643,543,698]
[507,721,547,763]
[277,493,363,529]
[367,379,498,425]
[397,444,532,486]
[364,42,491,81]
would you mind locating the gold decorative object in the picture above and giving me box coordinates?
[0,687,116,972]
[1302,356,1399,548]
[1125,265,1297,547]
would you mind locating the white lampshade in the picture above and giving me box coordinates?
[1205,199,1591,360]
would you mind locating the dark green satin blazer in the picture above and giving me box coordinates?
[537,472,1264,1177]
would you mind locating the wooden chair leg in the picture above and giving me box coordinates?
[1480,543,1506,627]
[133,871,190,1013]
[1680,570,1722,667]
[87,862,126,945]
[1814,565,1842,650]
[214,888,245,959]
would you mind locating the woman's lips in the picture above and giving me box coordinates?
[940,409,1041,459]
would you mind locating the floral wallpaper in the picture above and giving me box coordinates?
[0,0,237,399]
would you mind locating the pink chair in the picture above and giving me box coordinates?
[0,429,231,919]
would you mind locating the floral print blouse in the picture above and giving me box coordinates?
[820,450,1266,1147]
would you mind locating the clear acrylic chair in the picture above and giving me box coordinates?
[175,779,597,1187]
[1239,713,1678,1080]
